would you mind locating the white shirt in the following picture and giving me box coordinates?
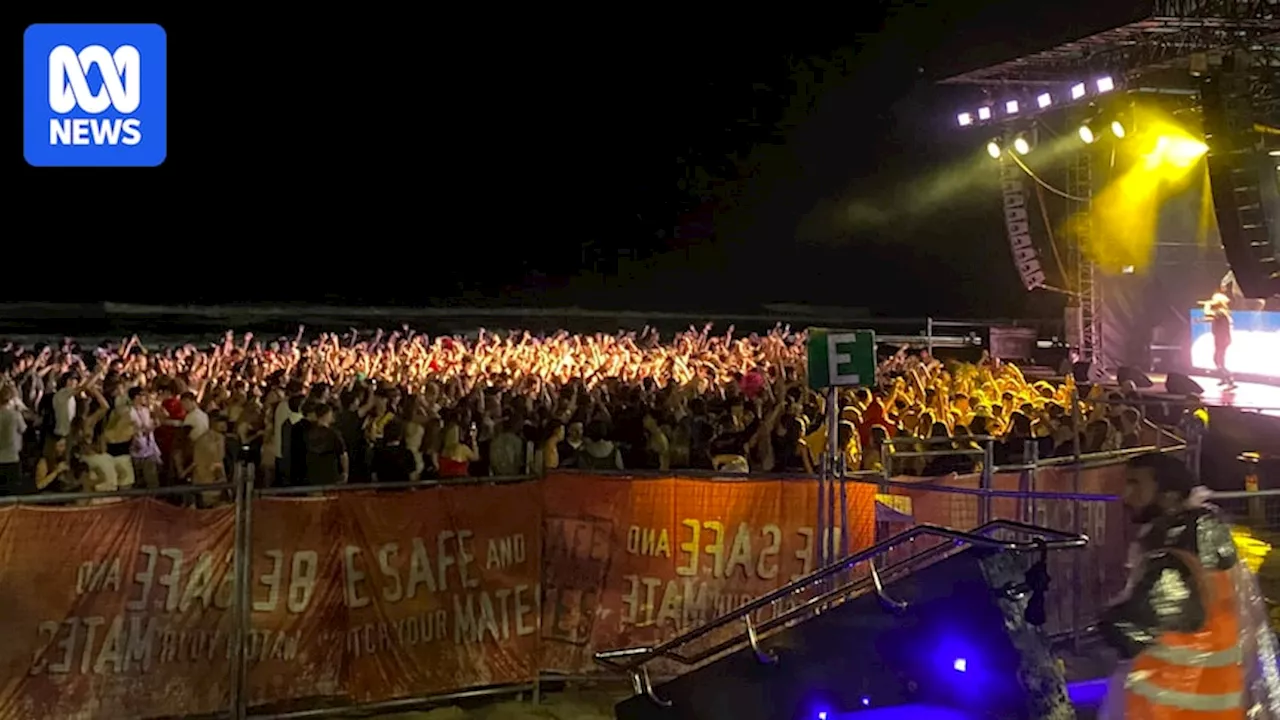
[271,397,298,448]
[52,387,77,437]
[183,408,210,441]
[0,404,26,464]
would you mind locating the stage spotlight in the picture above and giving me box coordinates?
[987,140,1002,159]
[1037,93,1052,109]
[958,112,974,127]
[1269,149,1279,157]
[1096,76,1115,93]
[1110,120,1127,138]
[1071,83,1087,100]
[1079,124,1097,144]
[1013,134,1031,155]
[1005,100,1019,114]
[978,106,992,121]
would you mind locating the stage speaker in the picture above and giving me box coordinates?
[1072,361,1104,384]
[1166,372,1205,396]
[1201,65,1280,298]
[1117,366,1155,389]
[614,546,1071,720]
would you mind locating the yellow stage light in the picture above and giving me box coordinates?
[1111,120,1127,138]
[986,141,1002,159]
[1013,134,1031,155]
[1079,125,1096,144]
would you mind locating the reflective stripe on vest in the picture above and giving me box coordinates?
[1126,677,1242,713]
[1126,553,1245,716]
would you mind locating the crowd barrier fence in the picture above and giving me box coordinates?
[0,445,1177,720]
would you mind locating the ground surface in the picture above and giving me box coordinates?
[369,688,623,720]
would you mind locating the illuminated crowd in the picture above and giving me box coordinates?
[0,327,1163,501]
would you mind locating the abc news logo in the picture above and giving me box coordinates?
[48,44,143,146]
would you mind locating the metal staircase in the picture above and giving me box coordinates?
[595,519,1089,707]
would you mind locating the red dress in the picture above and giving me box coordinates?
[437,456,470,478]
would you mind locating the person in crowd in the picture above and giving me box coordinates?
[437,419,479,478]
[289,401,319,485]
[0,384,28,494]
[0,325,1173,504]
[304,403,348,485]
[35,435,76,493]
[128,387,162,489]
[186,414,227,507]
[489,416,526,477]
[371,420,417,484]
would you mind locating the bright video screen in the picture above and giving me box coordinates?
[1189,309,1280,379]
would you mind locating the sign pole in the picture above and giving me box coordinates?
[806,328,877,571]
[825,385,839,568]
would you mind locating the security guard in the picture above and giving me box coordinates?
[1101,453,1244,719]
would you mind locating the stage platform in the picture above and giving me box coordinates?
[1146,374,1280,417]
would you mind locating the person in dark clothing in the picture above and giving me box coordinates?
[1200,290,1236,388]
[304,403,347,485]
[371,420,417,484]
[277,394,304,483]
[335,389,368,482]
[288,402,318,485]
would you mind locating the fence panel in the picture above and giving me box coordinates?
[0,490,237,719]
[872,464,1130,638]
[538,472,876,677]
[0,464,1134,718]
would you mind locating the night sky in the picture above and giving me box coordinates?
[14,2,1146,317]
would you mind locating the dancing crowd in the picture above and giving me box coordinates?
[0,327,1162,502]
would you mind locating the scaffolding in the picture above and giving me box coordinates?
[1064,150,1100,364]
[940,0,1280,355]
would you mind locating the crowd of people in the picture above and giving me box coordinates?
[0,327,1168,503]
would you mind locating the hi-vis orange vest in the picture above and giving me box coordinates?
[1125,549,1245,719]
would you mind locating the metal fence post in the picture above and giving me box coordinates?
[979,439,993,525]
[1022,439,1039,525]
[230,470,255,720]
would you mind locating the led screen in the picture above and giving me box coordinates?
[1189,309,1280,379]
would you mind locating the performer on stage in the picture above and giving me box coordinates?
[1200,289,1236,389]
[1098,453,1280,720]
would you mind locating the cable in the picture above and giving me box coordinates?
[1033,179,1070,291]
[1007,152,1091,202]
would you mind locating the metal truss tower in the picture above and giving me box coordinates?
[1064,151,1100,364]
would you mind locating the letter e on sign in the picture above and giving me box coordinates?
[807,328,876,389]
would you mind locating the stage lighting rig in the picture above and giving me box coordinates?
[987,140,1003,159]
[1013,133,1032,155]
[952,75,1124,129]
[1078,122,1098,144]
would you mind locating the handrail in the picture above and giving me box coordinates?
[593,519,1088,673]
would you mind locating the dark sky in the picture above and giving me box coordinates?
[12,2,1146,317]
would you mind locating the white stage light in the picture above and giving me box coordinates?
[958,112,973,127]
[1096,76,1115,93]
[1037,93,1052,109]
[978,106,992,120]
[1013,134,1031,155]
[1071,83,1087,100]
[987,140,1002,159]
[1005,100,1019,114]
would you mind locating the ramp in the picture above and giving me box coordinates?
[596,520,1091,720]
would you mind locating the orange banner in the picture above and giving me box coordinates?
[538,473,876,674]
[0,482,543,719]
[0,470,1122,717]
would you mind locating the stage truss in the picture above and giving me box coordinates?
[940,0,1280,366]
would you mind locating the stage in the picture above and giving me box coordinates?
[1147,374,1280,417]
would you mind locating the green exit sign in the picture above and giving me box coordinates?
[806,328,876,390]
